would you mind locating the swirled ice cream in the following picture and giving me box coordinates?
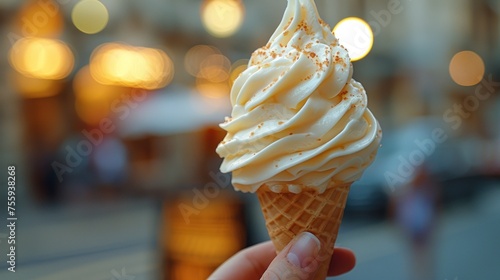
[216,0,381,194]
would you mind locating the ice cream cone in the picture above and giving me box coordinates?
[256,182,351,280]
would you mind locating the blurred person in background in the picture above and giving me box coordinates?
[392,165,440,280]
[91,136,128,190]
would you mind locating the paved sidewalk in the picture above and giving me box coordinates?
[0,199,160,280]
[335,187,500,280]
[0,187,498,280]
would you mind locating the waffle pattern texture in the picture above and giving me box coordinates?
[257,183,351,279]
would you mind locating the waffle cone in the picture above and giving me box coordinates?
[256,182,351,280]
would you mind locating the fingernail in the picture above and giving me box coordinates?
[287,232,321,269]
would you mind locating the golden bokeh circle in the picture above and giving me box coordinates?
[333,17,374,62]
[72,0,109,34]
[449,51,485,86]
[201,0,244,38]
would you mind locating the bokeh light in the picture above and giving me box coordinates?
[72,0,109,34]
[196,80,231,99]
[449,51,485,86]
[333,17,374,62]
[185,44,233,98]
[201,0,245,38]
[195,54,232,99]
[184,45,221,77]
[90,42,174,90]
[198,54,231,82]
[73,66,125,125]
[15,0,64,38]
[9,37,74,80]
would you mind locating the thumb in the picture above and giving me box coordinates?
[261,232,322,280]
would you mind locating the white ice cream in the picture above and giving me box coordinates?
[216,0,382,193]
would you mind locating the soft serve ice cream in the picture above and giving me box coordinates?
[216,0,381,194]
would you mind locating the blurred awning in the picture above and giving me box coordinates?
[117,86,231,137]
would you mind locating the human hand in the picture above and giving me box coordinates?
[209,232,355,280]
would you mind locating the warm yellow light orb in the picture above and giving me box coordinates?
[333,17,374,62]
[195,53,232,98]
[198,54,231,82]
[90,43,174,89]
[196,79,231,99]
[9,37,74,80]
[184,45,221,77]
[72,0,109,34]
[201,0,244,38]
[449,51,485,86]
[15,0,64,37]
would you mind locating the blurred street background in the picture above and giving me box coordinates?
[0,0,499,279]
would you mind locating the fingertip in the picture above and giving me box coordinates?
[327,248,356,276]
